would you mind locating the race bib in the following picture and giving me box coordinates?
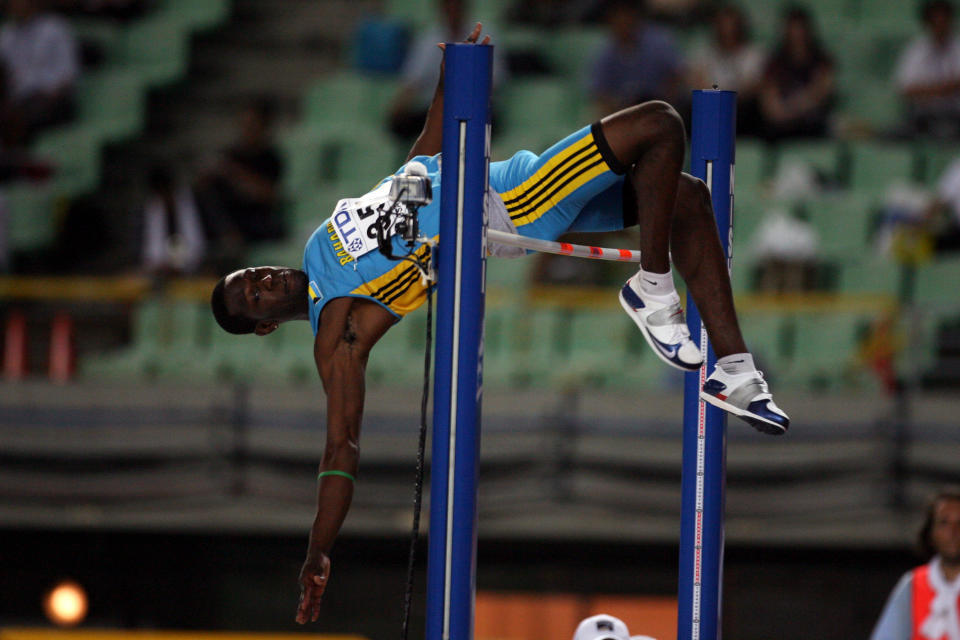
[330,181,410,259]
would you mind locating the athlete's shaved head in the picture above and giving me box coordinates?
[211,267,309,336]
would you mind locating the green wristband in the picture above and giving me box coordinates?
[318,470,356,482]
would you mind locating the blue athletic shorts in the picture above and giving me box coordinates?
[489,122,635,240]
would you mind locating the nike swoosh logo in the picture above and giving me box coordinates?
[643,279,659,286]
[660,344,679,358]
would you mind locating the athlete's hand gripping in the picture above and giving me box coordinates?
[438,22,491,76]
[295,551,331,624]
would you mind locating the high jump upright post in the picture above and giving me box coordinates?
[678,89,736,640]
[425,43,492,640]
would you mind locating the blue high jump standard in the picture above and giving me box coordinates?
[678,89,736,640]
[425,43,492,640]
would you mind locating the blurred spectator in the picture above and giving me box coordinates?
[923,157,960,253]
[0,0,79,148]
[573,613,656,640]
[894,0,960,139]
[750,208,821,293]
[195,98,285,249]
[687,4,765,137]
[758,6,835,141]
[388,0,507,141]
[588,0,685,119]
[141,166,206,276]
[870,489,960,640]
[506,0,579,27]
[52,0,152,21]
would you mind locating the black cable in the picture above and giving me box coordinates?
[400,246,433,640]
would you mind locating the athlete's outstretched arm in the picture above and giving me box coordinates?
[295,297,394,624]
[405,23,490,161]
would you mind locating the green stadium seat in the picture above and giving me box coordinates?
[80,298,164,380]
[856,0,919,31]
[738,312,789,376]
[32,125,101,196]
[838,257,901,295]
[775,140,844,185]
[4,182,58,252]
[734,139,771,191]
[918,142,960,186]
[304,73,398,130]
[121,15,189,86]
[161,0,231,33]
[77,69,145,143]
[847,141,917,190]
[542,28,606,83]
[386,0,433,28]
[842,81,902,131]
[333,133,404,185]
[562,309,631,387]
[486,254,534,289]
[804,192,878,257]
[501,79,579,140]
[787,312,874,389]
[914,256,960,309]
[280,126,339,196]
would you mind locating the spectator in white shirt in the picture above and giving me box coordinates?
[894,0,960,138]
[687,4,766,137]
[0,0,79,147]
[924,157,960,253]
[142,166,206,276]
[387,0,506,141]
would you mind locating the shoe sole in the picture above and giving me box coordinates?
[699,391,788,435]
[618,290,702,372]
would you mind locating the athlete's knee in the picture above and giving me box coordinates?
[601,101,685,167]
[637,100,685,148]
[674,173,713,225]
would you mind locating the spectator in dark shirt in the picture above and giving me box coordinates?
[588,0,685,119]
[0,0,79,148]
[196,98,285,249]
[758,6,836,141]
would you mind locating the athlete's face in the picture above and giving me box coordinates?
[931,499,960,564]
[223,266,307,334]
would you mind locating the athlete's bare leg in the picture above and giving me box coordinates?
[599,101,685,275]
[669,173,747,358]
[599,101,746,358]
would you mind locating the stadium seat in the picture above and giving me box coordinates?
[914,256,960,310]
[160,0,231,33]
[77,69,145,143]
[738,312,789,379]
[121,15,189,86]
[775,140,844,185]
[542,28,606,84]
[842,80,902,131]
[838,257,901,296]
[501,79,579,140]
[4,182,58,253]
[847,141,917,191]
[303,72,399,131]
[787,312,873,389]
[32,126,101,197]
[918,143,960,187]
[733,139,770,191]
[804,192,878,257]
[563,309,632,387]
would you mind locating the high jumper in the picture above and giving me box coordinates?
[208,24,789,624]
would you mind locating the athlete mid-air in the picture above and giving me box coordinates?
[209,25,789,623]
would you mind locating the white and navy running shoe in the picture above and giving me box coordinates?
[700,366,790,435]
[618,274,703,371]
